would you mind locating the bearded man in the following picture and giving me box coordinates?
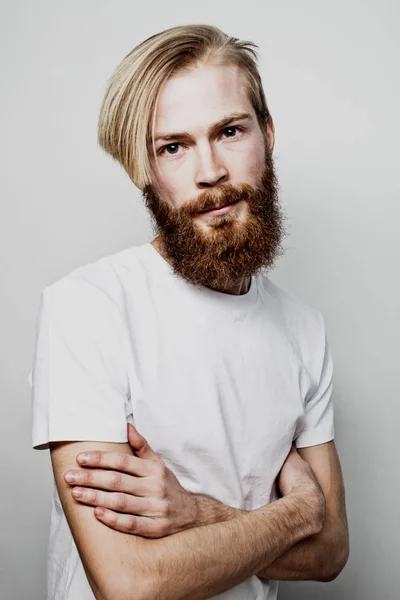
[29,24,349,600]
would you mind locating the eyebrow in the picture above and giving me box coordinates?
[153,111,252,144]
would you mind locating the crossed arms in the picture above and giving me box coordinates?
[194,441,349,582]
[50,438,349,600]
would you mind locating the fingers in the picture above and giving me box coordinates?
[127,424,159,461]
[75,450,150,477]
[64,468,149,496]
[94,507,169,538]
[71,487,151,515]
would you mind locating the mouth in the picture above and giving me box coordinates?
[200,200,239,216]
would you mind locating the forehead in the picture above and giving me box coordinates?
[153,64,254,136]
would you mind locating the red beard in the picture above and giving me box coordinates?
[142,144,286,291]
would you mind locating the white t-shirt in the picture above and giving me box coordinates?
[29,241,334,600]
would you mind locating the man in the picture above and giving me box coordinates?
[29,24,349,600]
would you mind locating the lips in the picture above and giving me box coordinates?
[200,200,238,214]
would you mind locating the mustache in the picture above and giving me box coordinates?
[176,182,260,217]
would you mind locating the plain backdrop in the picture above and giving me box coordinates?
[2,1,399,599]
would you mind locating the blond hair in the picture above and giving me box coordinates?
[97,24,271,191]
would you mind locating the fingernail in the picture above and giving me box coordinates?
[95,507,105,517]
[72,488,83,498]
[77,453,89,464]
[65,473,76,483]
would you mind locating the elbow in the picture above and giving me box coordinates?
[96,583,153,600]
[319,541,350,583]
[91,544,160,600]
[91,571,155,600]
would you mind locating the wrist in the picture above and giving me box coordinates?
[254,489,324,548]
[294,486,326,536]
[191,492,245,527]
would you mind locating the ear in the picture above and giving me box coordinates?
[265,115,275,153]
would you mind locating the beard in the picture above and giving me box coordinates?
[142,143,286,291]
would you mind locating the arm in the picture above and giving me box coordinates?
[255,441,349,582]
[51,439,324,600]
[251,311,350,581]
[192,441,349,583]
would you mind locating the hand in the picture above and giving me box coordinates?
[64,423,197,538]
[278,444,325,529]
[277,445,319,496]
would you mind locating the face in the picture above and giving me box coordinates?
[142,63,285,291]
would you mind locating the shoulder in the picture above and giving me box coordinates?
[35,246,145,344]
[258,273,325,333]
[257,274,329,373]
[41,245,143,313]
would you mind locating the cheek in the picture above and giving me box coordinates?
[152,164,181,206]
[229,142,265,182]
[154,178,188,210]
[249,147,265,176]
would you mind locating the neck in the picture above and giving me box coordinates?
[209,276,251,296]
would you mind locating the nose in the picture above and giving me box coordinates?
[194,143,228,189]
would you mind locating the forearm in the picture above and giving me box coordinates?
[140,492,321,600]
[190,491,244,526]
[191,493,340,582]
[255,533,331,581]
[256,512,349,582]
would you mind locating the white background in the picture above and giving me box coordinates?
[2,1,399,598]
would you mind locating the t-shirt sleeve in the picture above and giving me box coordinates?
[294,311,335,448]
[29,276,132,450]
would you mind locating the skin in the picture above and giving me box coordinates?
[55,62,349,595]
[63,425,349,582]
[53,434,326,599]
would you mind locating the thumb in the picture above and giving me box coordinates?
[127,423,157,460]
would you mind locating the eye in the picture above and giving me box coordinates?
[159,143,182,156]
[158,125,245,157]
[221,125,244,139]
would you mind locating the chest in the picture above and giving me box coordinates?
[126,297,310,493]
